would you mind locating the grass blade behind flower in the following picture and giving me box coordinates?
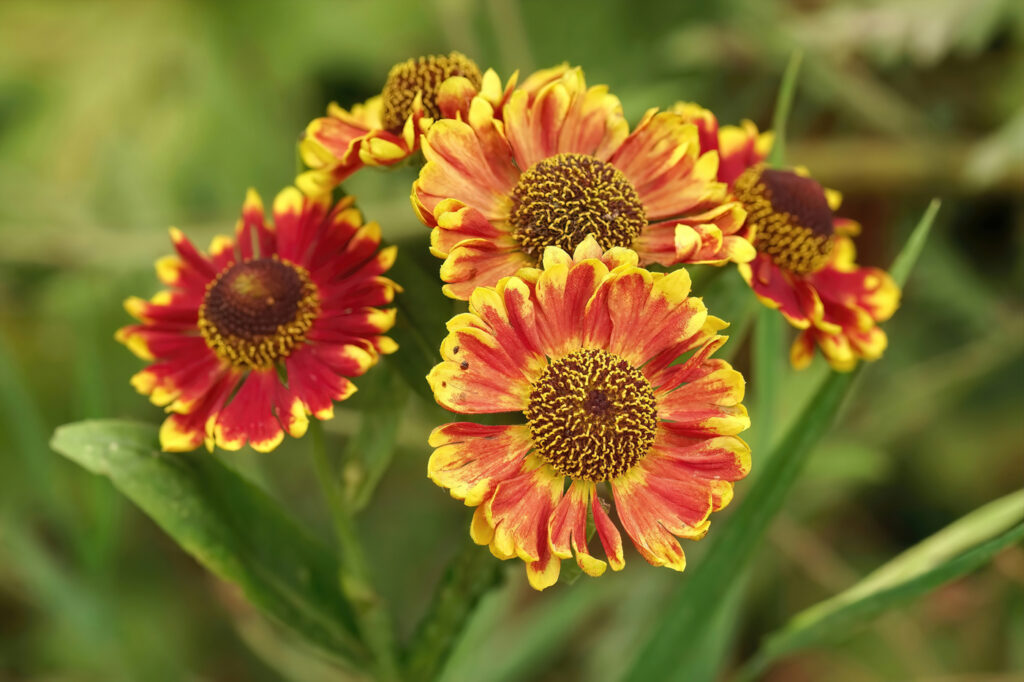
[735,492,1024,681]
[622,199,940,682]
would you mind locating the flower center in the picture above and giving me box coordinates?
[198,257,319,368]
[509,153,646,262]
[525,348,658,482]
[733,167,835,275]
[380,51,482,133]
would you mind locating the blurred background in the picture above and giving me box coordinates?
[1,1,1021,680]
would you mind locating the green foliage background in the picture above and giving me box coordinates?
[1,1,1022,680]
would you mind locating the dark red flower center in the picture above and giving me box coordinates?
[509,153,646,262]
[734,167,835,275]
[380,51,482,133]
[198,257,318,368]
[525,348,657,482]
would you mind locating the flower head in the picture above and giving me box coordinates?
[426,236,751,589]
[413,68,754,300]
[298,52,507,195]
[117,188,399,452]
[733,166,900,370]
[674,103,900,371]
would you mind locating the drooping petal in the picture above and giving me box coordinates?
[548,480,607,576]
[484,459,564,564]
[611,464,708,571]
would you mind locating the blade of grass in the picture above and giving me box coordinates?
[622,197,940,682]
[753,49,802,457]
[768,49,803,168]
[752,308,784,454]
[623,369,860,682]
[736,491,1024,681]
[889,199,941,287]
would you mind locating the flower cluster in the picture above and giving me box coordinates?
[119,52,900,589]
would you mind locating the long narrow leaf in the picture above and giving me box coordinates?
[754,48,801,454]
[768,49,803,168]
[890,198,941,287]
[737,492,1024,680]
[50,419,370,669]
[622,196,941,682]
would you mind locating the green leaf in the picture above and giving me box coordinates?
[768,49,803,168]
[751,307,784,455]
[751,49,802,456]
[622,369,860,682]
[622,200,940,682]
[889,198,941,287]
[736,492,1024,681]
[824,490,1024,604]
[50,419,370,669]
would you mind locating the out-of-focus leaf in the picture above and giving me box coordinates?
[836,490,1024,600]
[0,331,59,511]
[768,49,802,168]
[623,369,861,682]
[622,197,941,682]
[737,492,1024,681]
[754,48,800,455]
[50,419,370,669]
[752,308,784,454]
[890,199,941,287]
[793,0,1018,68]
[964,106,1024,190]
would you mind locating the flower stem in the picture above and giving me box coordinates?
[404,541,504,681]
[309,420,400,681]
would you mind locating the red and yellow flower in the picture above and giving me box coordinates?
[412,68,754,300]
[733,168,900,371]
[427,235,751,589]
[298,52,507,196]
[117,188,399,452]
[675,103,900,371]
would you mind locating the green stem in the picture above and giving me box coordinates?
[404,542,504,681]
[309,420,400,681]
